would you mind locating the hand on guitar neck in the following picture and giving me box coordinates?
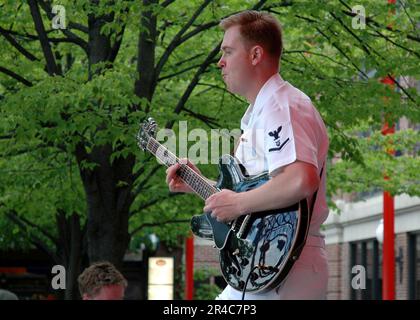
[166,158,216,193]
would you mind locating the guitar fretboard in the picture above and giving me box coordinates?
[146,137,218,200]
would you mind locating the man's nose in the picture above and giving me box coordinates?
[217,57,225,68]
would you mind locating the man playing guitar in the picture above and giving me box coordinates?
[166,10,329,300]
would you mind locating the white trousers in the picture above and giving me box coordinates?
[216,236,329,300]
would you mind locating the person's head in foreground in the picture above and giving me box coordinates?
[78,261,127,300]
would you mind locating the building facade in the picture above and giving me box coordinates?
[324,194,420,300]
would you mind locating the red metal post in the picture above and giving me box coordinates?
[381,122,395,300]
[185,234,194,300]
[382,189,395,299]
[380,0,396,301]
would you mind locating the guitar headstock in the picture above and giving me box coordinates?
[137,117,157,151]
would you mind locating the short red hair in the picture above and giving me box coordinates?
[220,10,283,61]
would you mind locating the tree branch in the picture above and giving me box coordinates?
[5,211,59,260]
[294,14,372,78]
[155,0,269,80]
[108,24,126,63]
[129,192,183,218]
[19,213,59,246]
[0,26,39,62]
[157,53,208,81]
[294,14,317,23]
[0,66,33,86]
[316,26,369,79]
[373,29,420,59]
[284,50,349,68]
[161,0,176,8]
[178,21,219,44]
[329,11,382,59]
[181,107,219,128]
[36,0,88,33]
[173,53,205,67]
[0,131,16,140]
[37,0,88,53]
[68,22,88,34]
[158,62,209,82]
[196,82,247,104]
[167,41,221,129]
[155,0,213,79]
[399,0,418,32]
[386,74,418,104]
[0,27,85,50]
[339,6,420,43]
[132,164,162,197]
[27,0,60,75]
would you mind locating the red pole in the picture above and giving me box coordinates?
[381,122,395,300]
[382,189,395,299]
[185,233,194,300]
[380,0,396,301]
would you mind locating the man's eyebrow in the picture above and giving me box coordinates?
[221,46,233,51]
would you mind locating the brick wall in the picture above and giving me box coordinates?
[194,243,220,271]
[325,232,413,300]
[325,242,352,300]
[326,243,342,300]
[341,242,352,300]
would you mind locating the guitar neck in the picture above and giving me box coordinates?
[146,137,218,200]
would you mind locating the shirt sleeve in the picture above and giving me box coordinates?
[263,104,319,174]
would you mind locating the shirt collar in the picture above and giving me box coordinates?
[240,73,285,130]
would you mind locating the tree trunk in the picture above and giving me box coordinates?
[64,214,83,300]
[55,211,86,300]
[135,0,158,108]
[77,145,135,268]
[76,7,136,269]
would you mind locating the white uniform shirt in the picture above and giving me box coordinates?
[217,74,330,300]
[235,73,329,237]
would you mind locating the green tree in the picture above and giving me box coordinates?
[0,0,419,300]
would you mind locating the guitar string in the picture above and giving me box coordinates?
[146,137,218,200]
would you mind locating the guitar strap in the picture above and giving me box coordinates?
[309,162,325,217]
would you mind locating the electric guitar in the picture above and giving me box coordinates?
[137,118,311,293]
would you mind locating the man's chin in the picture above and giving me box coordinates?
[225,83,235,94]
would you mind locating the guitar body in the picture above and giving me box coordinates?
[191,154,310,294]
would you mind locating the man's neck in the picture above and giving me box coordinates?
[246,70,279,105]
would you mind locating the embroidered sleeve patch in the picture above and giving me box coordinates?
[268,125,290,152]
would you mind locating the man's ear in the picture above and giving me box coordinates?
[250,45,264,65]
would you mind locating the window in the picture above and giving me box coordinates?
[350,239,382,300]
[408,232,420,299]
